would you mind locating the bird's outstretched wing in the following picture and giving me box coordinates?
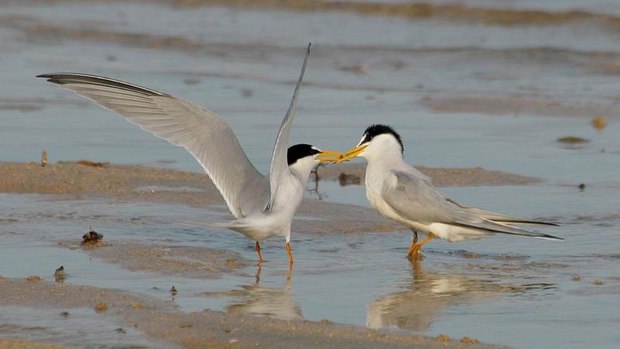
[268,43,311,210]
[37,73,263,219]
[382,170,562,240]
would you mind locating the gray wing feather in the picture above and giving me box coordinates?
[383,170,562,240]
[268,43,311,210]
[445,198,559,226]
[382,169,472,225]
[37,73,264,219]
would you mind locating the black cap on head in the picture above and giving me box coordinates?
[360,124,403,153]
[287,144,321,165]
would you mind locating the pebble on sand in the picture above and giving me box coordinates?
[82,229,104,245]
[591,116,607,131]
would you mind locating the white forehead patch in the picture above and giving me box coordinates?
[311,146,321,152]
[356,133,367,147]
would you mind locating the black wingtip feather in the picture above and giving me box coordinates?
[37,73,167,97]
[454,222,563,241]
[540,234,564,241]
[493,219,560,227]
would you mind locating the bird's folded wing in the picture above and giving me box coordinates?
[382,170,562,240]
[37,73,263,218]
[445,199,559,226]
[382,169,471,225]
[268,43,311,210]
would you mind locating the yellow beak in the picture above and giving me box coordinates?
[315,144,368,163]
[316,149,347,163]
[335,144,368,163]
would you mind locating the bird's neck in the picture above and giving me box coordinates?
[288,159,316,185]
[365,151,407,194]
[366,150,406,170]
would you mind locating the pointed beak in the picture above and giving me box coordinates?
[336,144,368,163]
[316,149,346,163]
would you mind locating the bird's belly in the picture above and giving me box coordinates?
[227,217,288,241]
[229,181,303,242]
[372,198,402,222]
[428,223,490,242]
[226,209,295,241]
[367,191,421,229]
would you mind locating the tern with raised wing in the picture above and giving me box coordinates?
[337,124,561,258]
[38,44,341,267]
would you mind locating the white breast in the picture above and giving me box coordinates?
[365,163,410,226]
[364,160,431,233]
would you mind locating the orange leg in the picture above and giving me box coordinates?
[285,242,294,268]
[256,241,264,264]
[406,231,419,257]
[408,233,434,258]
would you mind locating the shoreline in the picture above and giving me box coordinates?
[0,161,538,198]
[0,275,507,349]
[0,161,538,235]
[0,160,534,347]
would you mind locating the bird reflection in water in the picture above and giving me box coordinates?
[366,259,547,331]
[222,266,303,321]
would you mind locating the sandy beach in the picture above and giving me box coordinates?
[0,160,539,348]
[0,161,537,234]
[0,275,507,349]
[1,0,619,348]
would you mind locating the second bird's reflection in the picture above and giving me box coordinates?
[366,259,543,331]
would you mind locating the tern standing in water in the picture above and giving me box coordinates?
[338,124,561,258]
[38,44,341,267]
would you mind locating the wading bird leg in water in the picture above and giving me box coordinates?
[256,241,264,264]
[406,231,419,257]
[336,124,561,258]
[255,263,262,284]
[286,242,294,269]
[409,233,435,258]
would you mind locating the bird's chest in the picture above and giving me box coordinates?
[271,176,304,216]
[365,167,393,213]
[365,166,407,223]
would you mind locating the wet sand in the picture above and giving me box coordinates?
[0,339,75,349]
[3,0,617,346]
[421,94,620,119]
[3,1,620,125]
[0,161,536,347]
[0,161,537,235]
[0,276,505,349]
[59,240,251,279]
[55,0,620,28]
[0,161,537,198]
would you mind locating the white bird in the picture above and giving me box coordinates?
[337,124,561,257]
[37,44,341,267]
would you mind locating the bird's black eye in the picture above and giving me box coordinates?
[287,144,321,165]
[360,124,403,153]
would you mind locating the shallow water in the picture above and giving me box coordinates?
[1,1,620,348]
[0,187,618,348]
